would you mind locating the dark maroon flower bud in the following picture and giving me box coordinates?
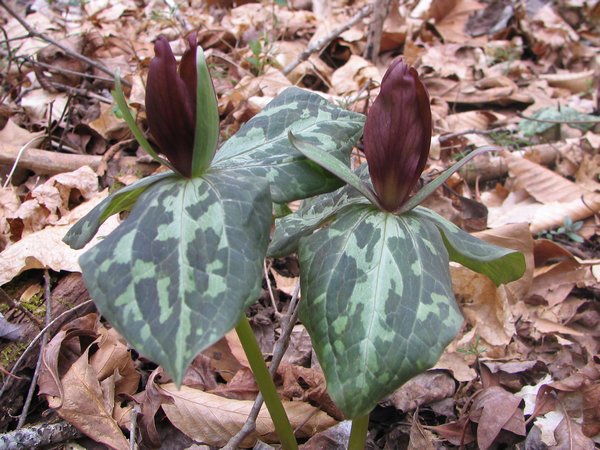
[145,34,199,178]
[363,58,432,212]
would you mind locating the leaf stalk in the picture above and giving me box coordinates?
[235,315,298,450]
[348,413,370,450]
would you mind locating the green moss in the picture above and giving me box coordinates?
[0,342,27,371]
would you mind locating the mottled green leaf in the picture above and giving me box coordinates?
[79,170,271,383]
[287,131,380,206]
[298,205,462,418]
[519,106,599,136]
[268,182,368,258]
[413,206,526,286]
[212,87,365,203]
[63,172,173,250]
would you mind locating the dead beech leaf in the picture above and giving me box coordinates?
[330,55,378,96]
[451,265,515,347]
[469,386,526,450]
[551,417,595,450]
[0,191,119,284]
[428,0,485,44]
[386,370,456,413]
[495,151,600,233]
[46,346,129,450]
[434,351,477,382]
[408,413,436,450]
[0,118,44,147]
[160,383,337,448]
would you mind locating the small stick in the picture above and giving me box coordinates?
[0,287,43,328]
[0,143,103,175]
[264,260,281,318]
[0,421,81,448]
[0,0,127,87]
[363,0,391,62]
[223,283,301,450]
[283,4,374,76]
[17,270,52,428]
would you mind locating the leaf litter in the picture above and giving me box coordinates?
[0,0,599,448]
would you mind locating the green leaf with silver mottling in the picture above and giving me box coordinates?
[288,131,380,207]
[413,206,526,286]
[268,181,369,258]
[298,205,462,418]
[212,87,365,203]
[79,170,271,384]
[63,172,174,250]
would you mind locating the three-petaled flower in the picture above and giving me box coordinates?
[145,33,218,178]
[363,58,432,212]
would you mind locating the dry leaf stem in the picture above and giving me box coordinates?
[283,4,374,76]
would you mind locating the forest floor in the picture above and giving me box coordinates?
[0,0,599,448]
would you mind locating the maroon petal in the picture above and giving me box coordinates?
[145,35,196,177]
[363,59,432,211]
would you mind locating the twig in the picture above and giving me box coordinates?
[0,300,93,400]
[0,420,81,449]
[282,4,374,76]
[223,282,301,450]
[17,270,52,429]
[0,143,103,175]
[439,127,512,143]
[263,260,281,318]
[363,0,391,62]
[0,0,128,87]
[19,56,116,85]
[129,404,140,450]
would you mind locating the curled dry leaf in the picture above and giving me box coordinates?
[0,190,119,285]
[160,383,337,448]
[39,314,139,450]
[385,370,456,413]
[488,151,600,233]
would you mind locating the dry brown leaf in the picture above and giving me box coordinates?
[0,190,119,284]
[330,55,379,97]
[408,413,436,450]
[160,383,337,447]
[386,370,456,413]
[427,0,486,43]
[487,152,600,233]
[0,119,45,148]
[540,70,596,94]
[528,258,594,307]
[451,265,515,347]
[434,351,477,382]
[473,224,535,301]
[47,346,129,450]
[551,417,595,450]
[301,420,351,450]
[469,386,526,450]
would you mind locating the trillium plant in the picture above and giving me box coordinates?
[65,34,524,449]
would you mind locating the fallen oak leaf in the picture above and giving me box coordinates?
[159,383,337,448]
[469,386,526,450]
[45,345,129,450]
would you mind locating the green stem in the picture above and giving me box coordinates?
[235,315,298,450]
[348,413,370,450]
